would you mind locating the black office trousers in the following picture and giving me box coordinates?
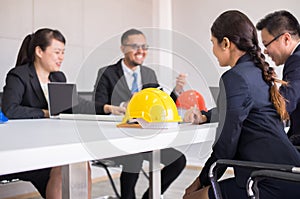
[114,148,186,199]
[208,177,300,199]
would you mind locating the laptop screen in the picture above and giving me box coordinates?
[48,82,79,116]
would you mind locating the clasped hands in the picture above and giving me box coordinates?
[183,106,207,124]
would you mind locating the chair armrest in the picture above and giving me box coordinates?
[246,168,300,198]
[250,169,300,182]
[209,159,295,177]
[208,159,295,199]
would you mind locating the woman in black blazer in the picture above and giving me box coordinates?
[1,28,91,199]
[183,10,300,199]
[2,63,66,119]
[2,29,66,119]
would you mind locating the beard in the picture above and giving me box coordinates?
[129,59,143,67]
[123,53,145,68]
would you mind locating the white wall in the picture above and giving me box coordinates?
[0,0,153,92]
[1,0,299,109]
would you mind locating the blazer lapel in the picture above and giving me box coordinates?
[140,66,159,89]
[116,60,131,93]
[140,66,151,85]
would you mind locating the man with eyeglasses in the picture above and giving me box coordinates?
[94,28,186,115]
[256,10,300,144]
[93,28,187,199]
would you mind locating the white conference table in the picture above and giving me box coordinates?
[0,119,217,199]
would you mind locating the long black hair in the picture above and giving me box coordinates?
[16,28,66,67]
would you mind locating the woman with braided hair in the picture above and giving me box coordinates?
[183,10,300,199]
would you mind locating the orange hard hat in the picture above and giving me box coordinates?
[176,90,207,111]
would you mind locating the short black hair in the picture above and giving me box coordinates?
[121,29,144,45]
[256,10,300,37]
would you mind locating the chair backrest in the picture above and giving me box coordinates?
[78,91,93,101]
[209,87,219,104]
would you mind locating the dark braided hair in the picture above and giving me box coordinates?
[211,10,288,120]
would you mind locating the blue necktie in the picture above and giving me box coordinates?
[131,72,138,94]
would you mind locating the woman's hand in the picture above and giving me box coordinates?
[43,109,50,118]
[183,177,202,198]
[183,107,207,124]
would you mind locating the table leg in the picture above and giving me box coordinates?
[149,149,161,199]
[62,162,88,199]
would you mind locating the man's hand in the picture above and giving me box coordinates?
[174,73,187,94]
[104,104,126,115]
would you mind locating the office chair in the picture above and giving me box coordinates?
[92,159,150,199]
[92,159,121,199]
[209,159,296,199]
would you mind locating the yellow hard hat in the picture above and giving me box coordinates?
[122,88,182,124]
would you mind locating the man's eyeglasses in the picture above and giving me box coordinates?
[264,33,285,48]
[123,44,149,51]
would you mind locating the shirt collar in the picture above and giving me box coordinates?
[121,59,140,75]
[291,41,300,55]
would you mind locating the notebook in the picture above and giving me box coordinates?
[47,82,123,122]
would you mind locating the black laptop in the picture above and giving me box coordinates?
[47,82,122,121]
[47,82,79,117]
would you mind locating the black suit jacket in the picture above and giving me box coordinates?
[93,59,177,113]
[199,54,300,187]
[280,45,300,137]
[2,63,66,119]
